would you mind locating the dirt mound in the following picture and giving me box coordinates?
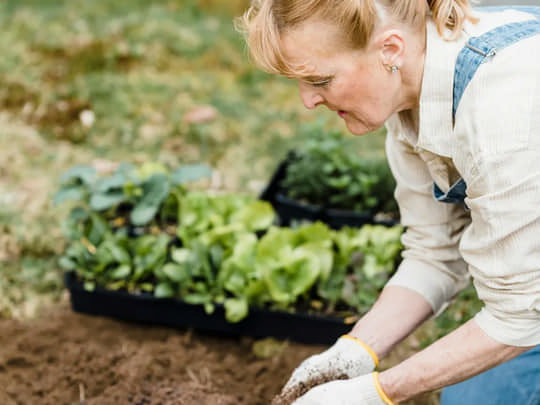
[0,305,320,405]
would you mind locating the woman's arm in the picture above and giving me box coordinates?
[346,285,532,403]
[348,285,532,403]
[348,285,434,359]
[379,319,533,402]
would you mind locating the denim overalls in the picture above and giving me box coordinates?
[438,7,540,405]
[432,6,540,206]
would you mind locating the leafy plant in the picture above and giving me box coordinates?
[280,129,398,214]
[56,163,404,323]
[177,192,275,245]
[55,162,213,234]
[256,224,334,307]
[60,207,402,323]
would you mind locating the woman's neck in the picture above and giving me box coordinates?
[398,25,427,111]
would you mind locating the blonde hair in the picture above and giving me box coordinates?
[237,0,477,76]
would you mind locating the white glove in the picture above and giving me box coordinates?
[273,335,379,404]
[292,372,394,405]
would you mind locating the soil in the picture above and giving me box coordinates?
[271,372,348,405]
[0,304,439,404]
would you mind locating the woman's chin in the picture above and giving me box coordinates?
[344,116,384,136]
[345,121,372,136]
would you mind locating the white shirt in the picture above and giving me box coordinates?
[385,9,540,346]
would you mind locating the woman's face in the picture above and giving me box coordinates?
[281,21,404,135]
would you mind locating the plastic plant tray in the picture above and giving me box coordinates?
[260,152,398,229]
[64,272,352,345]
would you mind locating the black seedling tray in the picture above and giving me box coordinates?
[64,272,352,345]
[260,152,398,229]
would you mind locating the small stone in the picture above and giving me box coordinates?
[79,109,95,128]
[183,105,218,124]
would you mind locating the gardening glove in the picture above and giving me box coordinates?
[292,372,395,405]
[274,335,379,404]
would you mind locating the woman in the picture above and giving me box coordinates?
[238,1,540,404]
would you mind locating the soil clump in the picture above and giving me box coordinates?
[271,372,348,405]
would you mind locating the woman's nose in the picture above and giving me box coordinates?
[298,82,324,110]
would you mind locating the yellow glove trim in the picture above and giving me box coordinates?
[341,334,379,368]
[372,372,397,405]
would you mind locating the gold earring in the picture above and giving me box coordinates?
[390,65,399,73]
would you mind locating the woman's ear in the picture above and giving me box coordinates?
[375,29,405,70]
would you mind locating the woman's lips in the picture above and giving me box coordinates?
[338,110,347,118]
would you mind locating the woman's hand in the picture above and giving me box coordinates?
[292,373,393,405]
[272,335,378,404]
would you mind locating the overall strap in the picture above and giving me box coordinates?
[434,13,540,206]
[479,6,540,15]
[453,18,540,121]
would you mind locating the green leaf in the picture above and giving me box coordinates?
[171,248,191,264]
[131,174,170,226]
[171,164,212,184]
[108,244,130,264]
[132,234,170,280]
[60,165,96,185]
[218,233,258,295]
[228,201,275,232]
[109,264,131,279]
[183,293,211,305]
[54,186,85,205]
[90,192,125,211]
[198,224,245,249]
[123,181,143,199]
[130,206,158,226]
[59,256,76,270]
[139,283,155,292]
[138,162,169,180]
[224,297,249,323]
[161,263,188,283]
[256,225,337,306]
[83,281,96,291]
[88,213,109,246]
[262,263,310,305]
[204,302,215,314]
[94,173,128,193]
[256,227,295,260]
[209,244,225,269]
[69,206,89,222]
[293,222,333,247]
[260,250,320,305]
[155,282,175,298]
[362,254,384,278]
[107,280,126,290]
[302,243,333,281]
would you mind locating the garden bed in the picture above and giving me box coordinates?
[0,305,320,405]
[0,304,438,405]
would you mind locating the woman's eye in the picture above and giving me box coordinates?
[311,80,330,88]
